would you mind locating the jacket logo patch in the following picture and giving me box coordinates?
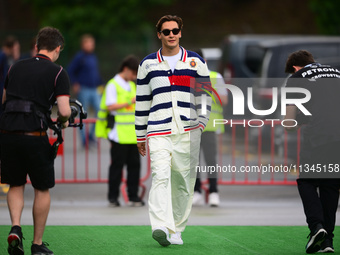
[190,59,197,68]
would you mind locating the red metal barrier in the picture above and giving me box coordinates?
[47,118,300,201]
[47,118,151,203]
[200,119,299,199]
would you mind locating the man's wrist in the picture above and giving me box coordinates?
[57,116,68,123]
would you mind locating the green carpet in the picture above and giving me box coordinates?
[0,225,339,255]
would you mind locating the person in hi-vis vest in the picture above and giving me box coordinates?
[193,49,228,207]
[95,55,143,207]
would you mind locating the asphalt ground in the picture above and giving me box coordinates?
[1,182,339,227]
[0,126,339,228]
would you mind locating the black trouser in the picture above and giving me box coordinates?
[194,131,218,193]
[297,141,340,238]
[108,141,140,201]
[297,178,340,238]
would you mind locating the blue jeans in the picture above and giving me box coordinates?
[77,86,100,146]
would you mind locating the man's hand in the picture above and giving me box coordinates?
[137,142,146,157]
[58,120,69,129]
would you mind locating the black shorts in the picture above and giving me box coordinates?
[0,133,55,190]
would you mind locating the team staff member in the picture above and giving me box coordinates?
[135,15,211,246]
[96,55,143,207]
[284,50,340,253]
[0,27,71,255]
[193,48,228,207]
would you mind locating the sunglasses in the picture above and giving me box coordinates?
[160,28,181,36]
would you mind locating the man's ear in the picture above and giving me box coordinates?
[55,45,61,54]
[293,65,303,73]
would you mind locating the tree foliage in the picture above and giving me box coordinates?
[24,0,175,48]
[22,0,178,78]
[309,0,340,35]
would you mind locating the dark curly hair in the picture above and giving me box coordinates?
[285,50,315,74]
[36,26,64,52]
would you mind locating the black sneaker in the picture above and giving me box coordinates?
[31,242,54,255]
[306,224,327,253]
[128,197,145,207]
[319,238,334,253]
[7,225,24,255]
[109,198,120,207]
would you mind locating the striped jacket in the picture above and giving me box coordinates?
[135,46,211,143]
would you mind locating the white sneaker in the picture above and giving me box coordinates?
[192,191,204,206]
[208,192,220,207]
[170,232,183,245]
[152,227,171,246]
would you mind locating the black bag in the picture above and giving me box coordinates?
[107,114,115,129]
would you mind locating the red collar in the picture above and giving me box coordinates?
[157,46,187,63]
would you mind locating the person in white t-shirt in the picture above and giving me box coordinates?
[192,49,228,207]
[105,55,144,207]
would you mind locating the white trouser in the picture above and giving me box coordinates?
[148,129,201,234]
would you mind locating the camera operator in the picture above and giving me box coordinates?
[0,27,71,255]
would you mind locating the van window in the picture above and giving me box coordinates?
[306,45,339,59]
[245,45,266,74]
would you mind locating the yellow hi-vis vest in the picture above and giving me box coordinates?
[95,86,110,139]
[204,71,225,133]
[95,78,137,144]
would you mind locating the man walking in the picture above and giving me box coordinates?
[135,15,211,246]
[0,27,71,255]
[284,50,340,253]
